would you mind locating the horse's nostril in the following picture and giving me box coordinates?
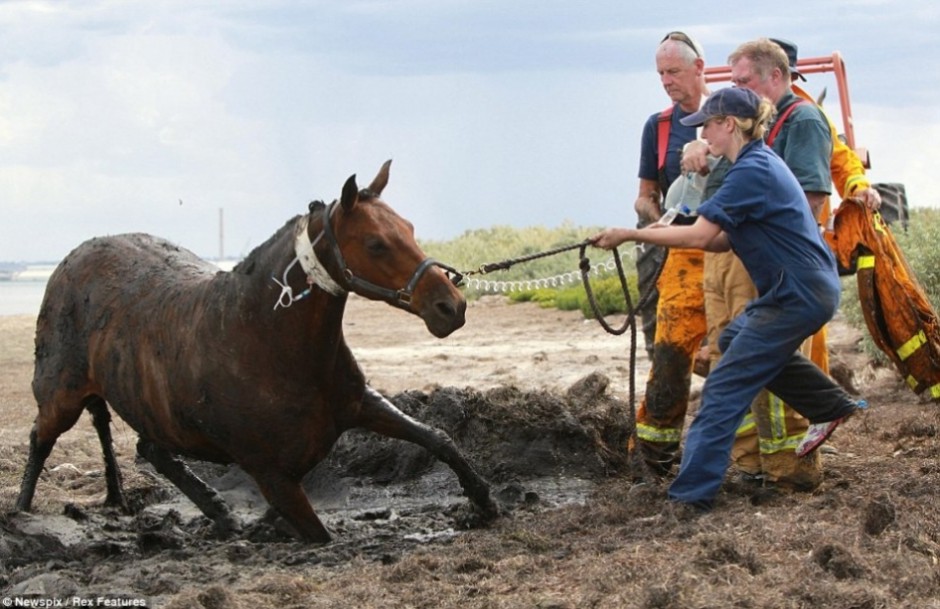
[436,300,456,319]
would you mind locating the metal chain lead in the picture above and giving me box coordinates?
[463,251,631,293]
[464,240,592,276]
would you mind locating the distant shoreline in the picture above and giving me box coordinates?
[0,260,244,317]
[0,259,241,284]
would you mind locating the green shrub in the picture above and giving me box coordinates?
[507,274,641,318]
[554,285,587,312]
[421,211,940,361]
[892,209,940,308]
[508,288,560,308]
[578,275,640,319]
[421,223,592,273]
[420,223,647,319]
[421,223,606,298]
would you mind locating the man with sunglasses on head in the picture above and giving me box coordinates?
[630,31,711,477]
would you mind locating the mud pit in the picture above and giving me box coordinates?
[2,295,940,608]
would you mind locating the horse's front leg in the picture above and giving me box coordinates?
[356,386,498,520]
[137,438,241,538]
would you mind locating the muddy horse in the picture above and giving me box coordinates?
[16,161,496,542]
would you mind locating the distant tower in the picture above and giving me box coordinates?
[218,208,224,260]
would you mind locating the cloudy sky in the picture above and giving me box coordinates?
[1,0,937,263]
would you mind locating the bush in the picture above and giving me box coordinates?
[421,224,643,314]
[420,223,597,290]
[892,209,940,307]
[578,275,640,319]
[509,288,561,308]
[506,274,641,319]
[420,211,940,359]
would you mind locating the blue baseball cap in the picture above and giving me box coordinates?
[770,37,807,82]
[680,87,762,127]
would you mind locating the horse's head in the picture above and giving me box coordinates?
[311,160,466,338]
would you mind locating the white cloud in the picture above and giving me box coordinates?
[857,104,940,211]
[0,0,938,263]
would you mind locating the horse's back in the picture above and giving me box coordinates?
[40,232,217,325]
[50,232,215,286]
[34,234,219,406]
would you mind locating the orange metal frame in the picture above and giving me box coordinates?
[704,52,857,150]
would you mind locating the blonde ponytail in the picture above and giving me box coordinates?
[731,99,776,141]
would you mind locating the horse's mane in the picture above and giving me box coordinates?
[232,215,302,276]
[231,192,380,277]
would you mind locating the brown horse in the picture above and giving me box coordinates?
[16,160,496,542]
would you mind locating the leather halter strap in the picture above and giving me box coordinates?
[303,200,461,310]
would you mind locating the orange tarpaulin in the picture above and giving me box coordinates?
[825,204,940,399]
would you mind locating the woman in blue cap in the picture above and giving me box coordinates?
[591,86,863,510]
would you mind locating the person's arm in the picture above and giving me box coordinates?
[805,192,827,219]
[634,178,663,223]
[591,215,728,252]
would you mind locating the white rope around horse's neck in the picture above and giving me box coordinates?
[463,250,633,294]
[272,215,345,310]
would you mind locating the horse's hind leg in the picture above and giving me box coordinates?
[16,427,56,512]
[356,387,497,519]
[86,398,128,510]
[16,392,88,512]
[136,438,240,538]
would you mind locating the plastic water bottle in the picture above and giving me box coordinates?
[659,154,719,227]
[656,202,691,226]
[658,170,703,226]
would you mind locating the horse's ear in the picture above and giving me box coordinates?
[367,159,392,196]
[340,174,358,212]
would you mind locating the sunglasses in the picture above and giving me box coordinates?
[661,31,702,58]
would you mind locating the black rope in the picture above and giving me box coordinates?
[579,243,671,479]
[577,244,632,335]
[465,239,670,469]
[465,238,667,339]
[464,240,592,276]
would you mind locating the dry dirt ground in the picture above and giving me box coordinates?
[1,295,939,608]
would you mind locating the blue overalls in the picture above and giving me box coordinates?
[668,139,859,508]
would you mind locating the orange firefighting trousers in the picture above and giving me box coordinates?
[825,204,940,399]
[633,248,706,472]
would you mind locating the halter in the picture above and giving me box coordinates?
[273,199,463,311]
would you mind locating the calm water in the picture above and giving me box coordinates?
[0,280,48,317]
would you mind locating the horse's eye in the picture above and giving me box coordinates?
[365,237,389,256]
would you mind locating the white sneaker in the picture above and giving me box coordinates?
[796,417,847,458]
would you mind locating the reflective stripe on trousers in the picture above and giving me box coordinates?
[669,267,854,507]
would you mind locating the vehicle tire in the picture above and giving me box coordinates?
[873,183,909,229]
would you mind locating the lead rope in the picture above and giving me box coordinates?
[577,243,640,455]
[464,240,594,275]
[468,241,669,471]
[580,243,670,478]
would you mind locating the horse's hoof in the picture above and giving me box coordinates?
[452,499,499,530]
[212,514,243,540]
[103,497,130,515]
